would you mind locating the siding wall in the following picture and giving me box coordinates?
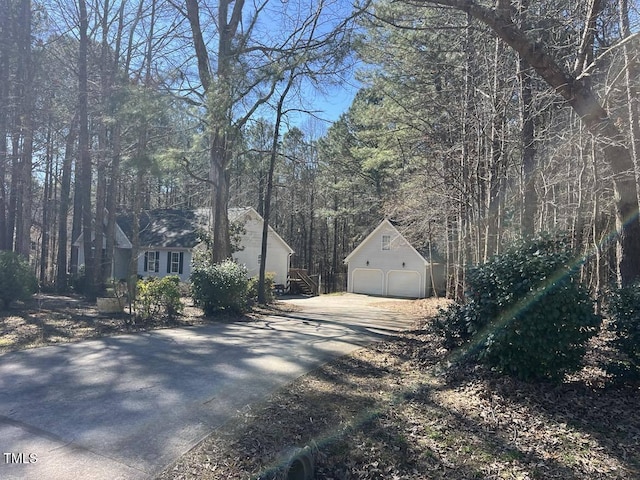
[232,214,291,285]
[346,221,429,298]
[136,248,192,283]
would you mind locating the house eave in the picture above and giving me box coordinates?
[344,218,428,266]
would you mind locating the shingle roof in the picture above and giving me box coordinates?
[117,209,206,249]
[114,207,294,252]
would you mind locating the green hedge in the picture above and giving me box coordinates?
[434,235,601,382]
[190,259,249,315]
[606,283,640,384]
[0,251,37,309]
[248,272,276,305]
[135,276,183,322]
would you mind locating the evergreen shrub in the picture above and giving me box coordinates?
[606,283,640,384]
[135,275,183,322]
[190,259,249,314]
[434,236,601,381]
[0,251,37,309]
[248,272,276,304]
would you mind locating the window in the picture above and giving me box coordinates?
[171,252,180,274]
[382,235,391,250]
[144,251,159,273]
[167,251,184,275]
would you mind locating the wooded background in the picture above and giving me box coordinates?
[1,0,639,299]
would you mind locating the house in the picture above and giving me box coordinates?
[73,207,294,285]
[228,207,294,285]
[73,209,204,283]
[343,219,445,298]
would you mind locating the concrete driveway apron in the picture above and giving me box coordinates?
[0,294,414,480]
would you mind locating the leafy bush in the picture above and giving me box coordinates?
[434,235,601,382]
[135,276,183,322]
[248,273,276,304]
[433,301,484,350]
[0,251,37,309]
[190,259,249,315]
[606,283,640,384]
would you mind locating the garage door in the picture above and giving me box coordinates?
[387,270,422,298]
[351,268,384,295]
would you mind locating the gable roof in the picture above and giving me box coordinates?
[229,206,294,254]
[71,220,133,249]
[343,218,428,265]
[120,207,295,253]
[117,209,206,249]
[73,207,294,253]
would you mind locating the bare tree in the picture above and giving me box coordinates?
[78,0,95,295]
[410,0,640,286]
[183,0,365,263]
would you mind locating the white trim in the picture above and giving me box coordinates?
[344,219,428,266]
[386,269,424,298]
[350,267,384,295]
[230,207,295,255]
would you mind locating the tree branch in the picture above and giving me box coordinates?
[181,156,213,185]
[573,0,602,77]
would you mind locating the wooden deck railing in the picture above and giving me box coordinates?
[288,268,319,296]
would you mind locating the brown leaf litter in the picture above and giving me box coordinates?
[158,298,639,479]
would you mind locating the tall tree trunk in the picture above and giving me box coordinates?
[128,169,143,313]
[40,122,53,284]
[185,0,244,262]
[258,78,293,303]
[17,122,34,258]
[105,124,121,279]
[13,0,34,259]
[420,0,640,285]
[574,129,588,251]
[308,186,315,273]
[70,141,82,276]
[519,59,536,237]
[78,0,95,296]
[591,138,603,310]
[56,114,77,291]
[485,37,504,261]
[619,0,640,203]
[210,136,232,261]
[94,0,112,287]
[517,0,536,237]
[94,162,106,288]
[0,0,8,251]
[8,134,19,250]
[331,174,339,292]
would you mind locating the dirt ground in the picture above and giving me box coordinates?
[156,297,639,480]
[0,293,270,354]
[2,295,638,480]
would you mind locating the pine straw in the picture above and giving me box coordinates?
[158,302,640,480]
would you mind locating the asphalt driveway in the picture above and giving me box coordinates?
[0,294,415,480]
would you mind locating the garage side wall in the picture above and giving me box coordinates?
[425,263,447,297]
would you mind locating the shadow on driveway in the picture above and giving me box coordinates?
[0,295,414,480]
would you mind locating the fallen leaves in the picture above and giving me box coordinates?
[157,299,640,480]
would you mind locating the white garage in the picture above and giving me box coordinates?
[387,270,422,298]
[344,219,445,299]
[351,268,384,295]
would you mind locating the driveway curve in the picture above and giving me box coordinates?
[0,294,414,480]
